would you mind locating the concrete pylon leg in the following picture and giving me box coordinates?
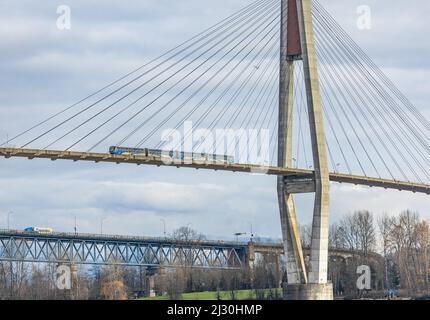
[277,180,307,284]
[278,20,307,285]
[296,0,331,286]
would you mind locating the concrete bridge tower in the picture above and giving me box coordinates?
[277,0,333,300]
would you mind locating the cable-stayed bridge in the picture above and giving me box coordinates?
[0,148,428,194]
[0,0,429,299]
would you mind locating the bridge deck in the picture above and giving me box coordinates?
[1,148,429,194]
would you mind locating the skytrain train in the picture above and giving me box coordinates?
[109,146,235,165]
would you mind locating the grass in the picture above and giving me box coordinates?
[140,288,282,300]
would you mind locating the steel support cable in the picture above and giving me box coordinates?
[255,91,279,163]
[138,32,280,150]
[295,65,310,169]
[90,7,281,151]
[315,31,396,179]
[314,19,429,182]
[314,36,385,178]
[314,32,415,181]
[223,66,279,154]
[287,63,307,169]
[315,82,338,173]
[315,44,421,183]
[140,51,275,150]
[296,63,336,172]
[207,64,279,157]
[294,63,304,169]
[293,64,301,168]
[293,63,336,171]
[0,0,271,148]
[186,53,280,154]
[21,0,277,149]
[318,59,383,178]
[268,63,283,168]
[232,69,279,161]
[245,90,279,165]
[54,1,281,150]
[313,0,430,137]
[193,54,280,154]
[138,0,282,148]
[236,86,279,165]
[225,64,279,133]
[312,4,430,151]
[242,80,279,163]
[318,62,376,178]
[222,0,287,165]
[311,62,366,176]
[315,56,379,178]
[80,19,279,152]
[150,46,279,151]
[324,35,430,166]
[313,27,392,178]
[175,41,280,153]
[155,49,279,151]
[312,9,430,162]
[313,6,430,184]
[316,62,352,175]
[326,135,338,173]
[270,116,278,167]
[320,95,351,174]
[238,71,279,161]
[313,1,430,141]
[115,10,280,150]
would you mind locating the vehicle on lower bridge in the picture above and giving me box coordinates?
[24,227,54,235]
[109,146,234,165]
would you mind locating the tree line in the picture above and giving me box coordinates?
[0,211,429,299]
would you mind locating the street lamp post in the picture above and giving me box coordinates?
[74,216,77,235]
[161,219,167,239]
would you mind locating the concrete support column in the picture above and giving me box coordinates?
[278,0,307,285]
[296,0,330,285]
[144,267,157,297]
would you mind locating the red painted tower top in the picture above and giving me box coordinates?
[286,0,302,60]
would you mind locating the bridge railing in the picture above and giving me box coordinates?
[0,229,248,248]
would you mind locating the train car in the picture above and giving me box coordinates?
[109,146,234,165]
[109,146,147,156]
[24,227,54,235]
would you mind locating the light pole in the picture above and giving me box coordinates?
[74,216,77,235]
[250,223,254,243]
[161,219,166,239]
[7,211,13,230]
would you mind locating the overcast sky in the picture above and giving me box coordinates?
[0,0,429,240]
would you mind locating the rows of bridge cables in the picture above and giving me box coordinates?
[2,0,282,166]
[1,0,429,185]
[310,0,430,184]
